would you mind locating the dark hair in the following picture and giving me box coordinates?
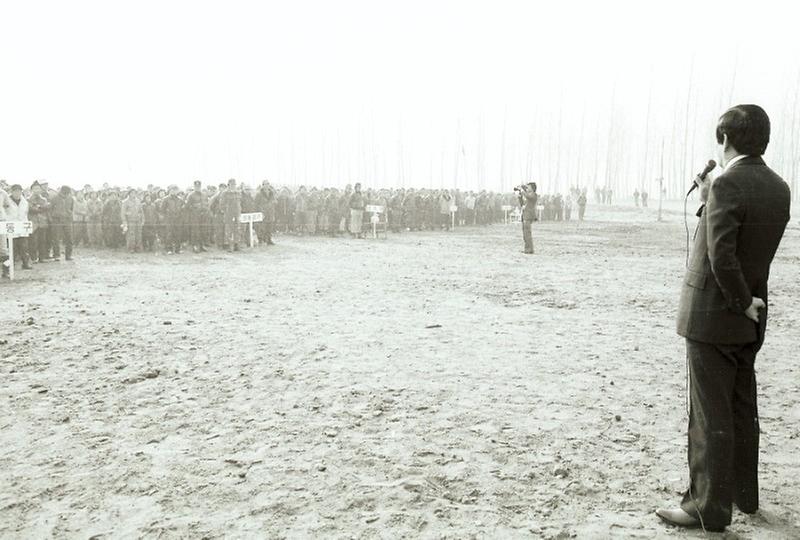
[716,104,770,156]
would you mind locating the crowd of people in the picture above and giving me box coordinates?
[1,178,594,279]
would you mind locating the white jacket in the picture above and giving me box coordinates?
[5,193,29,221]
[0,188,9,220]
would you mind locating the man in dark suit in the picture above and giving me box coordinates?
[518,182,538,254]
[657,105,791,532]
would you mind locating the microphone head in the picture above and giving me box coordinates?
[699,159,717,180]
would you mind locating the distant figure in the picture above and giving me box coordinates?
[121,189,144,253]
[518,182,538,254]
[220,179,242,252]
[641,190,649,208]
[349,182,366,239]
[49,186,75,261]
[577,191,587,221]
[633,188,640,207]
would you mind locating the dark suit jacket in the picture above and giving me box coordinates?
[677,156,791,347]
[520,191,538,221]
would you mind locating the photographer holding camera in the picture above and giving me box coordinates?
[516,182,538,254]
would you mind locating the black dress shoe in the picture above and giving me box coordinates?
[655,508,725,533]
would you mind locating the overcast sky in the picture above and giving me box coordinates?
[1,0,798,192]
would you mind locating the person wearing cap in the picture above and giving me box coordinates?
[2,184,33,274]
[219,178,242,251]
[27,181,51,262]
[185,180,209,253]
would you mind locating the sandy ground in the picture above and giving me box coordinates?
[2,201,799,539]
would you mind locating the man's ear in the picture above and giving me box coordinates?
[722,133,730,153]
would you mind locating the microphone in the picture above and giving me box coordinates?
[687,159,717,195]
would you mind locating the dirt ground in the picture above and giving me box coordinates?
[2,202,799,539]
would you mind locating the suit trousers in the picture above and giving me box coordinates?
[681,338,759,529]
[522,219,534,253]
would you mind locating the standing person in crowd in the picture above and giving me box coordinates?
[220,178,242,251]
[102,189,123,248]
[203,185,216,247]
[577,190,587,221]
[142,193,158,252]
[276,187,291,233]
[518,182,538,255]
[240,184,256,246]
[634,188,641,207]
[121,189,144,253]
[2,184,32,274]
[439,190,453,231]
[349,182,366,239]
[294,186,308,235]
[641,189,649,207]
[306,188,320,235]
[72,190,89,246]
[185,180,209,253]
[0,185,9,277]
[27,181,51,263]
[160,185,184,254]
[86,191,103,247]
[49,186,75,261]
[208,184,225,248]
[254,181,277,245]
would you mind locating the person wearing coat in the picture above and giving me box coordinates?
[518,182,538,254]
[49,185,75,260]
[121,189,144,253]
[219,179,242,251]
[2,184,33,274]
[27,181,51,262]
[657,105,792,533]
[254,181,277,246]
[72,191,89,246]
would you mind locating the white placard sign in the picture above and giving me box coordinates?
[239,212,263,224]
[365,205,384,214]
[1,221,33,238]
[1,221,33,281]
[238,213,263,248]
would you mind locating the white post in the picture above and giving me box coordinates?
[249,221,255,248]
[372,217,377,239]
[7,235,14,281]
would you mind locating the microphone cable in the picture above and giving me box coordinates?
[684,192,691,268]
[683,183,709,536]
